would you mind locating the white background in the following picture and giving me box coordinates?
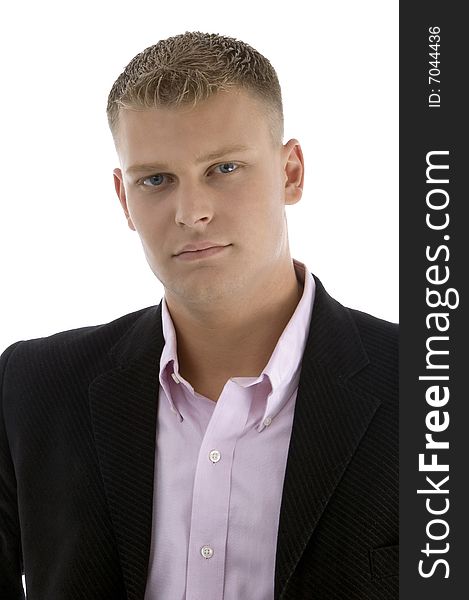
[0,0,398,355]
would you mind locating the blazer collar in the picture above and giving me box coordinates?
[88,275,380,600]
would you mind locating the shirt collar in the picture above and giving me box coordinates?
[159,258,316,430]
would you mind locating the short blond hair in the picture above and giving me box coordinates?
[106,31,284,148]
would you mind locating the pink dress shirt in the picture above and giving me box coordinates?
[144,259,315,600]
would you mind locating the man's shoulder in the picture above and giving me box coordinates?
[344,306,398,392]
[347,305,398,345]
[312,272,398,344]
[1,304,160,375]
[312,273,398,361]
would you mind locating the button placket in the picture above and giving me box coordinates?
[186,383,252,598]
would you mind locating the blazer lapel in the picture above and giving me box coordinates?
[88,304,165,600]
[274,278,382,599]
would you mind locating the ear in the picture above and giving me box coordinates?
[113,168,136,231]
[282,138,304,206]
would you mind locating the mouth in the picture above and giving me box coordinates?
[174,245,231,261]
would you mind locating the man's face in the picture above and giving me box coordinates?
[113,87,303,306]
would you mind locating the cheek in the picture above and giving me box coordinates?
[130,208,167,253]
[129,199,164,232]
[237,200,284,249]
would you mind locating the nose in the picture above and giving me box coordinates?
[174,181,215,228]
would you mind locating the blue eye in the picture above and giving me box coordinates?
[142,174,166,187]
[216,162,238,174]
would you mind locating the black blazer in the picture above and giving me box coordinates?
[0,275,398,599]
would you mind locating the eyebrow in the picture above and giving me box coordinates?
[125,144,252,174]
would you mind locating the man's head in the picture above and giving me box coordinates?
[107,32,304,308]
[107,31,284,150]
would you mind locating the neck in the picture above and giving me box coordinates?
[164,259,304,392]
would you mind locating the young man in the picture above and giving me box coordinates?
[0,32,398,599]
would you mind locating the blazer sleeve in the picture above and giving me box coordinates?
[0,342,25,599]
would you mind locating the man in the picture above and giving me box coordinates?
[0,32,398,599]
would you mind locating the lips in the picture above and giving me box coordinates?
[174,245,230,261]
[175,241,227,256]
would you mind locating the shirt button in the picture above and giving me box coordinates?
[171,372,181,384]
[209,449,221,463]
[201,545,214,559]
[263,417,272,427]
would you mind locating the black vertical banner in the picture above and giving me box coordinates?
[400,2,466,599]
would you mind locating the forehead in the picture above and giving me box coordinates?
[116,88,272,169]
